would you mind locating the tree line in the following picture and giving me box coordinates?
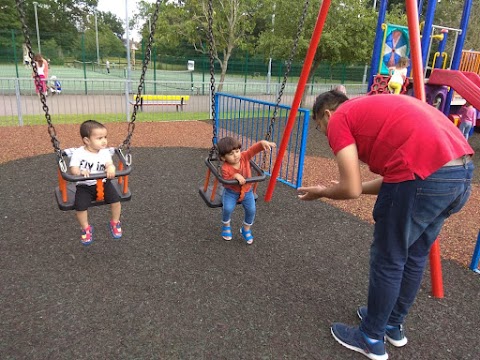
[1,0,479,80]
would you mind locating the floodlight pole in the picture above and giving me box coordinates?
[95,10,100,64]
[267,3,276,94]
[33,2,41,53]
[125,0,132,121]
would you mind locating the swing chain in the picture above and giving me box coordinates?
[15,0,62,160]
[264,0,310,144]
[207,0,218,161]
[260,0,309,171]
[120,0,163,153]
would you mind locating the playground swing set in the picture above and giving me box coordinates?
[14,0,164,211]
[15,0,480,279]
[198,0,310,208]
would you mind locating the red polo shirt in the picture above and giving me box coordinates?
[327,95,473,183]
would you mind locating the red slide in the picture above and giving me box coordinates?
[428,69,480,110]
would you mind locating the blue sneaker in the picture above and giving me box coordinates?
[331,323,388,360]
[357,306,408,347]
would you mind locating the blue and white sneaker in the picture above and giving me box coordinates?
[357,306,408,347]
[331,323,388,360]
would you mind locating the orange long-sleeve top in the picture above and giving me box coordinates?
[221,142,264,194]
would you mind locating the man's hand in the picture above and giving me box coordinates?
[297,185,326,201]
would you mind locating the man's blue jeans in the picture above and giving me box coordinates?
[360,162,473,340]
[222,188,256,225]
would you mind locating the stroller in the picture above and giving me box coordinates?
[48,76,62,95]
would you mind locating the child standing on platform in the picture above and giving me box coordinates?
[69,120,123,246]
[388,57,409,94]
[217,137,276,245]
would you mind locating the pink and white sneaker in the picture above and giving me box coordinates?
[109,221,122,239]
[81,225,93,246]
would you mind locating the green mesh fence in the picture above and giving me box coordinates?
[1,29,369,85]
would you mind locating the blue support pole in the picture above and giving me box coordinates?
[470,230,480,274]
[368,0,388,92]
[434,30,448,69]
[417,0,424,15]
[420,0,438,71]
[443,0,473,116]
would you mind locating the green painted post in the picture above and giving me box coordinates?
[202,54,206,95]
[81,33,88,94]
[244,52,249,96]
[142,39,146,94]
[12,30,19,78]
[153,47,157,94]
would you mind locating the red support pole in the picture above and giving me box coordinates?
[406,0,443,298]
[429,239,444,298]
[264,0,332,202]
[405,0,426,102]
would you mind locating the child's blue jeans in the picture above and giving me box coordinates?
[222,188,256,226]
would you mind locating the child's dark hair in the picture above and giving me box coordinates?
[80,120,106,138]
[312,90,349,121]
[217,136,242,157]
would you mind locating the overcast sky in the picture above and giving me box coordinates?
[97,0,155,40]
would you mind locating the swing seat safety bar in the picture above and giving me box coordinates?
[55,147,132,211]
[199,157,266,208]
[58,148,132,182]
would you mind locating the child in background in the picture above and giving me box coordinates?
[217,137,276,245]
[32,53,47,96]
[388,56,409,94]
[48,75,62,95]
[69,120,122,246]
[458,101,477,140]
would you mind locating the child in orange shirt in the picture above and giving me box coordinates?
[217,137,276,245]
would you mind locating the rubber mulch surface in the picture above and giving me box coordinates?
[1,147,479,360]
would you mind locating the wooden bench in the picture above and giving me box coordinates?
[131,95,189,112]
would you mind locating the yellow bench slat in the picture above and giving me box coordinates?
[134,95,190,101]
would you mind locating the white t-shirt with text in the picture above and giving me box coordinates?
[69,146,113,186]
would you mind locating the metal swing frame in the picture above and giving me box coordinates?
[198,0,310,208]
[15,0,163,211]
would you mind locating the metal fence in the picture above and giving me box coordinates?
[215,93,311,189]
[0,77,369,126]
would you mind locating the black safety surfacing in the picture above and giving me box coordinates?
[1,147,479,359]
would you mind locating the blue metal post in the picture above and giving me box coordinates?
[444,0,473,116]
[417,0,424,15]
[368,0,388,92]
[470,230,480,274]
[420,0,438,71]
[434,30,448,69]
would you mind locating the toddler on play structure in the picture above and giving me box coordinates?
[388,56,409,94]
[217,137,276,245]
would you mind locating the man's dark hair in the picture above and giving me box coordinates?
[312,90,349,121]
[80,120,106,138]
[217,136,242,157]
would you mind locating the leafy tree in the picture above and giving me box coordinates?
[257,0,382,83]
[435,0,480,51]
[98,11,125,40]
[137,0,267,91]
[0,0,21,31]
